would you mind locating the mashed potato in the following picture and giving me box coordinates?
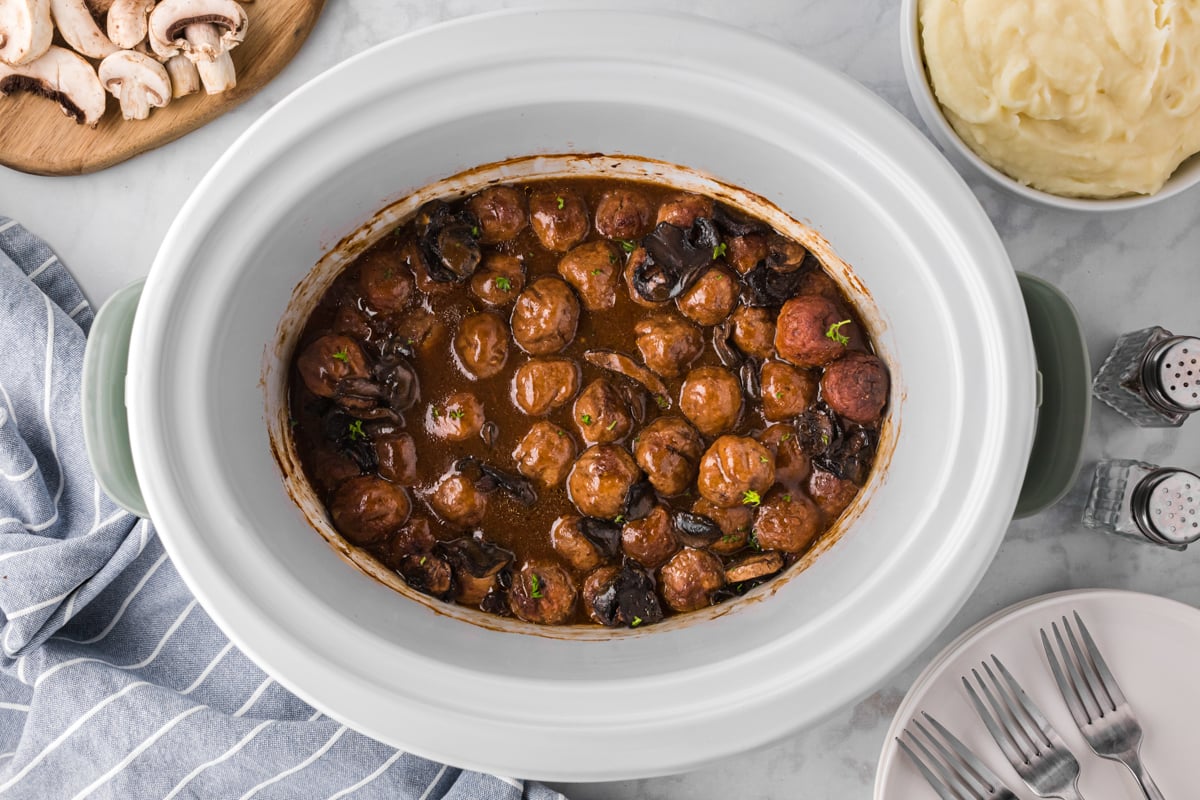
[920,0,1200,197]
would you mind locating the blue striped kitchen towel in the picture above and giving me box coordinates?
[0,218,568,800]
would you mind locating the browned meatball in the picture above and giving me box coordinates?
[567,444,641,519]
[574,379,632,445]
[755,490,823,553]
[697,435,776,508]
[731,306,777,360]
[821,352,889,424]
[761,361,818,421]
[398,238,455,298]
[757,425,812,489]
[557,241,621,311]
[426,392,485,442]
[680,366,743,436]
[511,277,581,355]
[387,517,435,560]
[308,446,362,494]
[427,471,487,528]
[623,248,668,309]
[296,334,371,398]
[726,233,768,274]
[796,270,842,301]
[394,307,447,358]
[357,250,413,313]
[582,565,622,625]
[332,301,374,342]
[399,554,453,598]
[510,561,577,624]
[453,312,509,380]
[634,416,704,496]
[676,267,738,326]
[809,468,860,520]
[656,193,713,228]
[329,475,411,545]
[550,515,604,572]
[529,188,589,252]
[511,358,581,416]
[595,188,653,240]
[621,506,678,568]
[470,253,526,307]
[659,547,724,612]
[692,498,753,554]
[374,432,418,485]
[467,185,527,244]
[634,314,703,378]
[775,295,852,368]
[513,422,577,488]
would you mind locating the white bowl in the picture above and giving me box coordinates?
[899,0,1200,211]
[120,10,1035,780]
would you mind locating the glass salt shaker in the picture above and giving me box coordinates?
[1092,326,1200,427]
[1083,459,1200,550]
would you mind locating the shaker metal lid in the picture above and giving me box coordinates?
[1134,468,1200,545]
[1144,336,1200,413]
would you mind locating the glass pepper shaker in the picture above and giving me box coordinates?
[1083,459,1200,550]
[1092,326,1200,427]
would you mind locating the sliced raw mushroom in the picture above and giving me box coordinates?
[0,0,53,66]
[106,0,155,49]
[582,349,670,405]
[164,53,199,97]
[49,0,118,58]
[723,551,784,583]
[0,45,105,125]
[149,0,247,95]
[98,50,170,120]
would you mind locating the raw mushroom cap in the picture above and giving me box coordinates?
[0,0,53,66]
[99,50,171,120]
[107,0,156,49]
[0,45,106,126]
[148,0,248,59]
[49,0,118,59]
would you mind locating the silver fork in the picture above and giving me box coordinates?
[897,711,1017,800]
[1041,612,1166,800]
[963,656,1086,800]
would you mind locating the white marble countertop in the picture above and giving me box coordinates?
[3,1,1198,797]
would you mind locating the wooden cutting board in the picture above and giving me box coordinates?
[0,0,326,176]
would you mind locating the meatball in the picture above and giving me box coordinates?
[821,352,889,424]
[427,392,485,442]
[595,188,653,240]
[697,435,776,508]
[659,547,724,612]
[775,295,852,368]
[634,314,703,378]
[567,444,641,519]
[656,192,714,228]
[398,554,453,599]
[754,490,823,553]
[623,248,668,309]
[511,358,581,416]
[796,270,843,301]
[510,561,577,624]
[692,498,753,555]
[731,305,777,360]
[529,188,589,252]
[398,238,455,298]
[466,185,527,244]
[551,516,604,573]
[387,517,436,560]
[634,416,704,496]
[332,300,374,342]
[557,241,621,311]
[676,267,738,327]
[308,446,362,494]
[761,361,818,421]
[621,506,678,569]
[582,565,622,625]
[726,233,768,274]
[470,253,526,307]
[329,475,411,545]
[574,379,632,445]
[394,307,447,358]
[374,432,418,485]
[513,422,577,488]
[809,468,860,519]
[356,250,413,313]
[296,334,371,398]
[427,471,488,528]
[757,425,812,489]
[510,277,581,355]
[679,366,743,437]
[453,312,510,380]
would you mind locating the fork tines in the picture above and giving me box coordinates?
[1040,611,1125,726]
[897,712,1016,800]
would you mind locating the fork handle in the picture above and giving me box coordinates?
[1119,751,1166,800]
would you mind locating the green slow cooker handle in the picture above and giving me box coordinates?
[81,280,149,519]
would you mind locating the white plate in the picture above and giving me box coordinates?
[875,589,1200,799]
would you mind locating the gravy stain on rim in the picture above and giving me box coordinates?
[264,152,899,639]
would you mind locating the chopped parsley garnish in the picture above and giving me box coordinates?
[556,428,565,438]
[384,267,394,279]
[431,407,441,418]
[820,432,830,446]
[619,239,637,253]
[530,573,544,599]
[581,413,594,425]
[419,556,427,565]
[712,242,727,260]
[783,494,792,502]
[774,391,783,399]
[749,532,762,551]
[494,276,512,291]
[654,395,669,410]
[631,616,643,628]
[606,419,618,431]
[608,253,617,265]
[614,514,626,524]
[781,432,791,442]
[721,533,739,544]
[759,455,769,463]
[332,348,350,363]
[742,490,762,507]
[556,196,565,210]
[448,408,465,420]
[825,319,852,346]
[470,225,480,237]
[347,420,365,441]
[591,268,603,275]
